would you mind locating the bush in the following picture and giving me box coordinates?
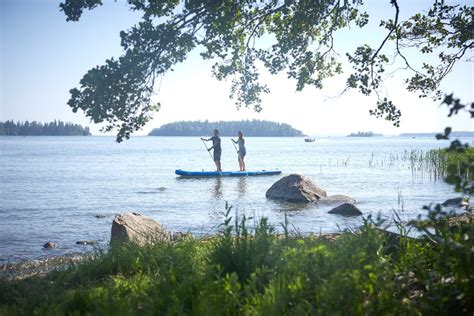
[1,206,473,315]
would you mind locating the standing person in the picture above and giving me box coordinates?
[231,130,246,171]
[201,129,222,172]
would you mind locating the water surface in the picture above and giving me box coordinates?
[0,136,469,262]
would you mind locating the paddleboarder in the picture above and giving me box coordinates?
[231,130,246,171]
[201,129,222,172]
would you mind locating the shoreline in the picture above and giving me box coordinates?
[3,210,472,281]
[0,252,89,281]
[0,232,348,281]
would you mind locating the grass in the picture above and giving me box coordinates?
[403,147,474,181]
[318,148,473,182]
[1,203,473,315]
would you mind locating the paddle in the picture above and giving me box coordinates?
[201,138,215,163]
[230,139,239,154]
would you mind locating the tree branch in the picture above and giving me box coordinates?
[370,0,399,82]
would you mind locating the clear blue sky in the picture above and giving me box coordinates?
[1,0,472,136]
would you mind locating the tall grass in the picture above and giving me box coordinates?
[317,148,472,181]
[1,205,473,315]
[403,147,474,181]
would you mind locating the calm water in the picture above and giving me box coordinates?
[0,136,471,263]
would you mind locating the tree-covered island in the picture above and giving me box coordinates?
[0,120,91,136]
[148,120,303,137]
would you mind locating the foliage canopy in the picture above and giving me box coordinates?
[60,0,473,141]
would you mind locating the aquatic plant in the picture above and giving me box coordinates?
[403,148,474,181]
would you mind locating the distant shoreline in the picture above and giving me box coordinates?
[2,133,473,138]
[399,131,474,137]
[0,135,92,137]
[0,120,91,136]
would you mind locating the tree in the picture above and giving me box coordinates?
[0,120,91,136]
[148,119,303,136]
[60,0,473,142]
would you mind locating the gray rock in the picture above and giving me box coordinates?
[441,197,465,207]
[95,214,106,219]
[319,195,356,204]
[111,213,171,246]
[328,203,362,217]
[171,231,191,241]
[266,174,327,203]
[43,242,57,249]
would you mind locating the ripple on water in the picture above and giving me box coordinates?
[0,135,468,262]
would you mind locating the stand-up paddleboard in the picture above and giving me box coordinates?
[175,169,281,177]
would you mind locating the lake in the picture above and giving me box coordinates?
[0,136,471,263]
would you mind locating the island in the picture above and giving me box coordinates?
[148,120,304,137]
[347,131,383,137]
[0,120,91,136]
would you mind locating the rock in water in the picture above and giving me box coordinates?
[111,213,171,246]
[441,197,465,207]
[328,203,362,217]
[266,174,327,203]
[43,242,57,249]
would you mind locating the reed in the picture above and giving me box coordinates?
[403,147,474,181]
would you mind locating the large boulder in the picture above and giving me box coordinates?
[328,203,362,216]
[111,213,171,245]
[266,174,327,203]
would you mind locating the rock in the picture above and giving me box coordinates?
[444,212,474,226]
[328,203,362,216]
[374,227,417,242]
[76,240,97,245]
[319,195,356,204]
[266,174,327,203]
[95,214,106,219]
[171,231,190,241]
[43,242,57,249]
[111,213,171,246]
[441,197,466,208]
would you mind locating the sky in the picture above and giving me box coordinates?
[0,0,472,136]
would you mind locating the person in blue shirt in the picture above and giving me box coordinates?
[201,129,222,172]
[231,130,246,171]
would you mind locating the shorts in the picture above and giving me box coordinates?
[238,149,246,159]
[214,150,221,161]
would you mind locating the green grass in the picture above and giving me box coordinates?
[403,147,474,181]
[1,206,473,315]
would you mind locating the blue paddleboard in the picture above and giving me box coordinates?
[175,169,281,177]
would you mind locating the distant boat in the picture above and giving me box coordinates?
[304,138,315,142]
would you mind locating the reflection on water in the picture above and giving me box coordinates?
[213,177,223,198]
[270,200,316,213]
[237,177,247,197]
